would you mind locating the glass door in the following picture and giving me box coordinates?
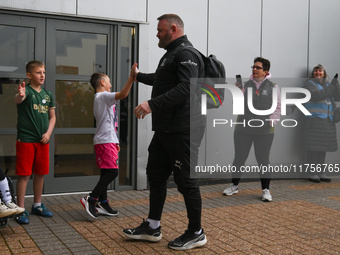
[1,13,137,194]
[0,14,45,194]
[44,19,112,193]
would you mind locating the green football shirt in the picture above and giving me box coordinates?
[17,84,55,143]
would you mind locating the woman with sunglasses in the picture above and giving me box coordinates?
[223,57,281,202]
[303,64,340,183]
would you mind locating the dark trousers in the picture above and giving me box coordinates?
[232,131,274,190]
[306,150,326,164]
[306,150,327,176]
[90,169,118,202]
[146,129,204,232]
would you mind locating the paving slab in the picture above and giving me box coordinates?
[1,178,340,254]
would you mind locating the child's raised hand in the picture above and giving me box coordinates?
[15,81,27,104]
[18,82,26,97]
[130,63,139,81]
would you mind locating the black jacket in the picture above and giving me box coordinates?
[137,35,205,132]
[236,79,276,135]
[243,79,274,121]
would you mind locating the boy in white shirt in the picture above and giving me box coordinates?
[81,63,137,219]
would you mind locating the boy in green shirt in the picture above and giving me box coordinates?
[14,60,56,224]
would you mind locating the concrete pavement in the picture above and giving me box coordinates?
[1,178,340,254]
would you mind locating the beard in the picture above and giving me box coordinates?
[158,31,173,49]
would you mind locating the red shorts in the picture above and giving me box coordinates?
[16,141,50,176]
[94,143,119,169]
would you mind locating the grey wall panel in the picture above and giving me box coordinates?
[262,0,309,78]
[0,0,76,15]
[309,0,340,163]
[267,78,308,165]
[205,0,262,170]
[0,0,147,23]
[261,0,309,166]
[77,0,147,23]
[202,90,236,169]
[309,0,340,77]
[208,0,262,79]
[145,0,209,72]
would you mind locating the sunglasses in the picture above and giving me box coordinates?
[251,66,264,70]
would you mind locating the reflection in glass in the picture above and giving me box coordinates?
[0,135,17,179]
[54,134,97,177]
[55,81,94,128]
[0,25,34,74]
[56,31,107,75]
[0,78,23,128]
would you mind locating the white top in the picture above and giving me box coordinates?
[93,91,119,145]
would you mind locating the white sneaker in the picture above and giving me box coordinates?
[262,189,272,202]
[0,203,17,217]
[6,202,25,214]
[223,184,238,196]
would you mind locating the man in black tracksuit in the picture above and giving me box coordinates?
[123,14,207,251]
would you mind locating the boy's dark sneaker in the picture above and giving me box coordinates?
[31,203,53,217]
[96,200,119,216]
[15,211,29,225]
[123,219,162,242]
[168,229,207,250]
[80,196,98,219]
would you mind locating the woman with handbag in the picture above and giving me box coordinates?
[303,64,340,182]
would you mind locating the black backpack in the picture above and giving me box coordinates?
[177,46,226,109]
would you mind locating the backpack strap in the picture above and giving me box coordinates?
[173,45,205,77]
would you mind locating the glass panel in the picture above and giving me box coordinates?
[55,80,94,128]
[118,26,134,186]
[0,78,26,128]
[0,25,34,74]
[56,31,107,75]
[0,135,17,179]
[54,134,97,177]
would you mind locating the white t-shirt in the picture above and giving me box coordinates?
[93,91,119,145]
